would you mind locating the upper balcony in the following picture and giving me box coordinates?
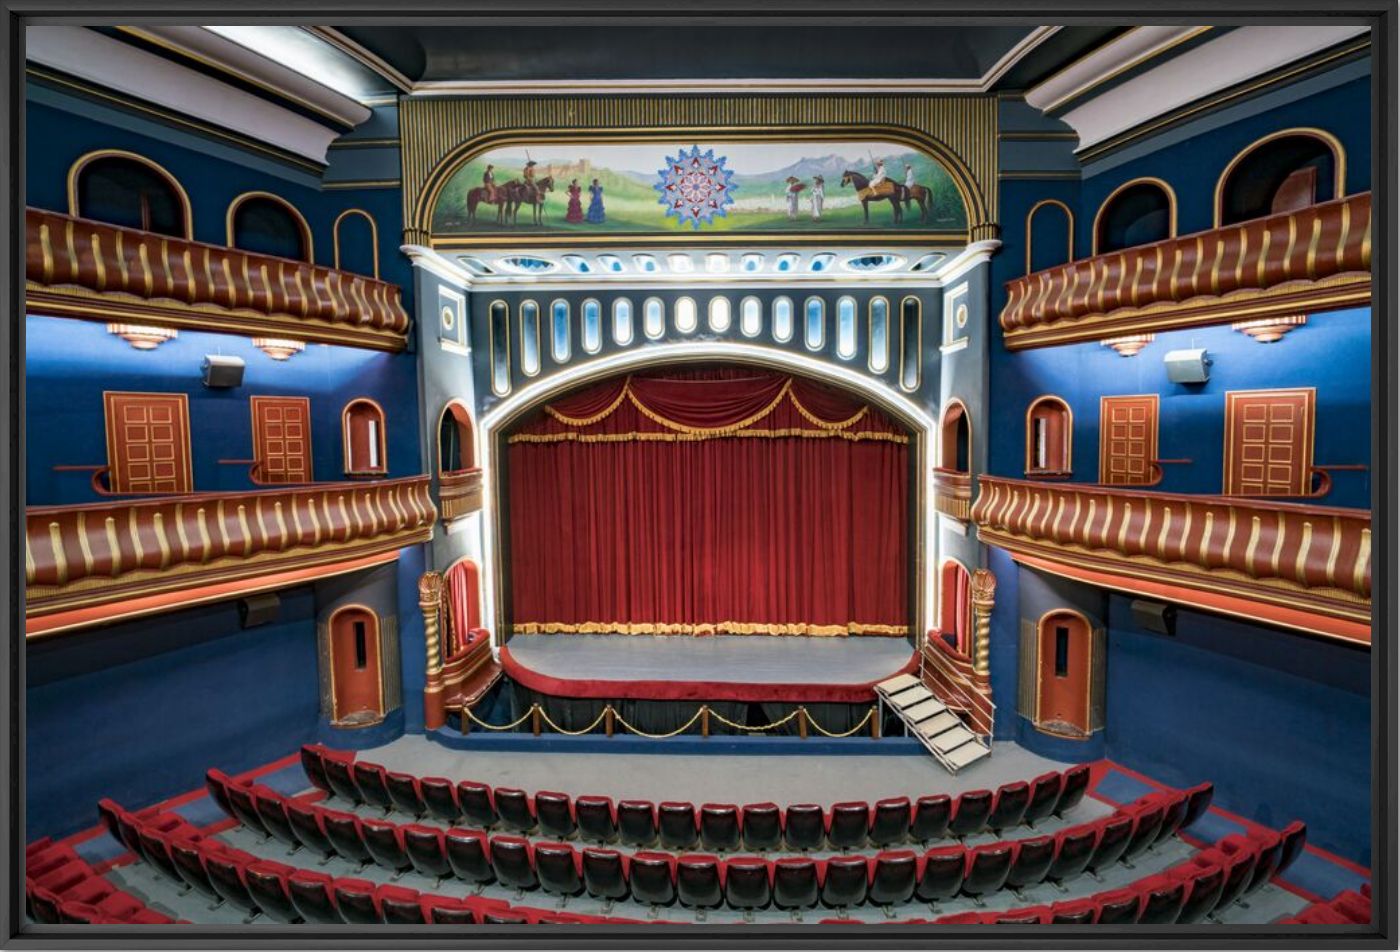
[25,207,411,351]
[971,475,1370,645]
[25,476,436,636]
[1000,192,1372,350]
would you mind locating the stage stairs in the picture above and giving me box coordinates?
[875,674,990,774]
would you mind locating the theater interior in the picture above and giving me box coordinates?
[17,17,1378,935]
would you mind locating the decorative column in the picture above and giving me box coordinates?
[419,570,447,729]
[970,568,997,680]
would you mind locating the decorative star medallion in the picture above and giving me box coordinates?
[655,146,736,229]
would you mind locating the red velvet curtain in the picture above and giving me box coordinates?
[444,560,480,656]
[506,369,909,636]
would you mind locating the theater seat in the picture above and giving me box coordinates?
[169,836,220,904]
[659,802,699,851]
[495,787,537,833]
[699,804,741,853]
[1175,862,1225,924]
[1156,791,1189,845]
[205,850,260,920]
[772,858,819,912]
[1275,821,1307,878]
[1333,890,1372,924]
[1138,874,1187,924]
[987,781,1031,831]
[332,877,380,924]
[821,855,869,911]
[963,843,1015,902]
[287,870,338,924]
[246,860,300,923]
[360,818,412,874]
[911,794,952,842]
[136,828,182,883]
[422,895,477,924]
[419,777,460,823]
[1121,801,1167,865]
[444,828,494,885]
[535,843,584,899]
[320,810,371,866]
[402,825,451,883]
[581,848,629,906]
[321,756,362,805]
[378,884,425,924]
[618,800,659,847]
[222,779,268,837]
[725,857,771,914]
[386,771,426,817]
[783,804,825,852]
[869,851,917,909]
[251,787,298,848]
[490,835,538,892]
[300,745,332,796]
[285,801,335,862]
[1022,771,1064,828]
[1212,836,1261,910]
[1055,764,1091,817]
[629,851,677,908]
[949,790,993,837]
[536,791,576,840]
[870,797,911,848]
[995,905,1049,924]
[1086,815,1133,875]
[576,796,619,844]
[1180,782,1215,831]
[828,802,871,851]
[457,781,498,830]
[935,910,991,924]
[677,854,723,912]
[1006,834,1055,893]
[1047,823,1099,885]
[1095,887,1142,924]
[1048,898,1098,923]
[1243,830,1284,897]
[916,845,965,905]
[726,804,772,854]
[351,762,393,812]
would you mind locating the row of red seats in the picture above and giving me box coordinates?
[208,765,1214,912]
[26,832,178,925]
[300,743,1092,849]
[1281,883,1371,925]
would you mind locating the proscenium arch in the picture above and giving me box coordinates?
[67,148,194,239]
[477,341,941,652]
[1212,127,1347,227]
[1091,177,1178,256]
[413,125,988,240]
[1025,198,1075,274]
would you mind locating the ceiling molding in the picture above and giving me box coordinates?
[1025,25,1210,115]
[304,26,414,93]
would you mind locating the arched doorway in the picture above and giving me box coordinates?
[328,605,384,725]
[1035,609,1093,736]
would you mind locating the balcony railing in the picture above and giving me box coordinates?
[25,207,410,351]
[921,636,994,737]
[439,468,484,521]
[933,467,972,521]
[1000,192,1372,349]
[26,476,436,627]
[972,475,1371,642]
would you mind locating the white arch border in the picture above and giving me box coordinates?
[476,341,940,652]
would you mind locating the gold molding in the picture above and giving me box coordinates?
[1091,176,1178,256]
[333,208,380,279]
[1212,127,1348,227]
[226,191,315,264]
[67,148,193,240]
[1025,198,1075,274]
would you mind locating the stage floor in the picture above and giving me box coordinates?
[502,634,917,702]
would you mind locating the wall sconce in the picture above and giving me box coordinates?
[252,338,306,360]
[1101,333,1155,357]
[1232,315,1307,343]
[107,323,178,350]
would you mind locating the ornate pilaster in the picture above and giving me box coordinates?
[419,570,447,729]
[970,568,997,679]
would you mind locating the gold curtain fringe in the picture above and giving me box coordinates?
[626,377,794,436]
[543,380,631,426]
[789,391,869,431]
[512,621,909,636]
[507,428,908,445]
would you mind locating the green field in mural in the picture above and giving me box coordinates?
[431,141,969,236]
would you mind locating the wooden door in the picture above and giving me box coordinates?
[251,396,312,483]
[1036,611,1092,735]
[1099,395,1159,485]
[1224,388,1315,496]
[330,606,383,723]
[103,392,193,494]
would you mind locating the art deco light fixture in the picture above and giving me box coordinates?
[252,337,306,360]
[1232,315,1307,342]
[106,323,178,350]
[1101,333,1155,357]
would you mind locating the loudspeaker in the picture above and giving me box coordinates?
[1130,599,1176,636]
[238,592,280,629]
[202,354,245,388]
[1163,347,1210,384]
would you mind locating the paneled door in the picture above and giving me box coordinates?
[1224,388,1315,496]
[103,392,193,494]
[1099,395,1159,485]
[251,396,312,483]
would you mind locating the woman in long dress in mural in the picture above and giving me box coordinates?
[586,178,606,224]
[565,178,584,223]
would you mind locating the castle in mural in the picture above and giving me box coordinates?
[431,140,969,237]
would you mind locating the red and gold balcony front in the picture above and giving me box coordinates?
[971,475,1371,643]
[1000,192,1372,349]
[438,468,484,521]
[25,476,436,635]
[25,207,411,351]
[933,467,972,521]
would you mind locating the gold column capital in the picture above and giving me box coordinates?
[970,568,996,678]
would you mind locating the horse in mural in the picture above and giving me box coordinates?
[465,182,511,225]
[504,176,555,226]
[840,170,928,225]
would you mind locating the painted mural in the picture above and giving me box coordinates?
[430,141,969,237]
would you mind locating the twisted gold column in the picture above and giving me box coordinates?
[970,568,997,679]
[418,570,447,729]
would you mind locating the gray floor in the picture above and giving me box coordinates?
[506,634,915,687]
[358,736,1082,806]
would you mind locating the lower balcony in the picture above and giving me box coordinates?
[439,468,484,521]
[933,468,972,522]
[25,476,436,636]
[971,475,1370,644]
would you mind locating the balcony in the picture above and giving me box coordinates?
[971,475,1371,644]
[25,207,410,351]
[933,467,972,522]
[439,468,484,521]
[25,476,436,635]
[1000,192,1372,349]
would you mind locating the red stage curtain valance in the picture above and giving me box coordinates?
[507,369,910,637]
